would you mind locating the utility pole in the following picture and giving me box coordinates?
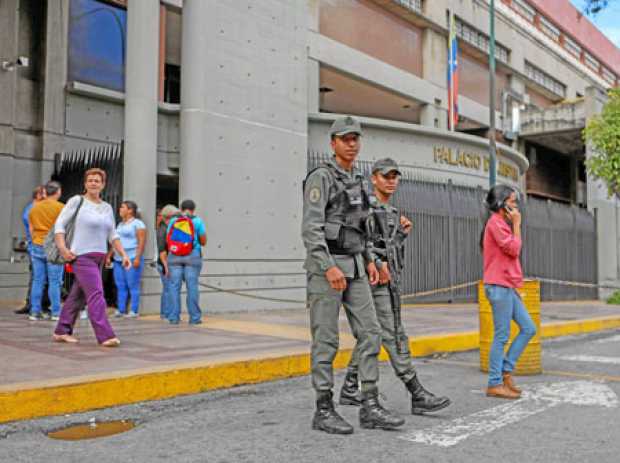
[489,0,497,187]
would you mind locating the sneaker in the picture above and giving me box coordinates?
[40,311,51,320]
[114,311,124,318]
[28,313,44,321]
[125,312,139,318]
[51,316,60,321]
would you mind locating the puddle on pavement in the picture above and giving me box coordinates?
[47,420,135,441]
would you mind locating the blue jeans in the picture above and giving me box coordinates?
[112,257,144,314]
[485,284,537,387]
[157,263,175,319]
[168,249,203,324]
[30,244,64,316]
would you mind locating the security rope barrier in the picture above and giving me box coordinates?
[198,277,620,305]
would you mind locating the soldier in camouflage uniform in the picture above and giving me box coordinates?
[302,117,405,434]
[339,158,451,415]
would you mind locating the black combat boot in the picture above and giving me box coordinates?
[339,371,362,406]
[312,390,354,435]
[406,376,451,414]
[359,389,405,430]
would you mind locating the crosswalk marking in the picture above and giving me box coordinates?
[400,381,618,448]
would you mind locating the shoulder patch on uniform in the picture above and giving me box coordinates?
[308,187,321,203]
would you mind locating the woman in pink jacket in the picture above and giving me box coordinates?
[481,185,536,399]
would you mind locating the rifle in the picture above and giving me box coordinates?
[371,208,406,355]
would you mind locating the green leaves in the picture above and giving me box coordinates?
[584,0,610,15]
[584,88,620,197]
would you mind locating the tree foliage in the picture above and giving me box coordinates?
[584,88,620,197]
[583,0,611,15]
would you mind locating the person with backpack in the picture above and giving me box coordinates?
[157,204,180,321]
[166,199,207,325]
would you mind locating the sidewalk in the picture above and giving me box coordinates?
[1,299,619,424]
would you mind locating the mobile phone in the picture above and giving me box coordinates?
[504,204,513,213]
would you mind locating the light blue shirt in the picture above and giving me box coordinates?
[114,218,146,261]
[167,215,207,252]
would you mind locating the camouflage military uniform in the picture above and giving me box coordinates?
[345,200,416,383]
[302,158,381,394]
[339,157,451,415]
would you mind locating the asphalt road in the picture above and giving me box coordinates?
[2,330,619,463]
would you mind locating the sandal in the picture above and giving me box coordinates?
[53,333,79,343]
[101,337,121,347]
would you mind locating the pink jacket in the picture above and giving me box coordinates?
[482,212,523,288]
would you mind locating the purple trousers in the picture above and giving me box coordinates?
[54,252,116,343]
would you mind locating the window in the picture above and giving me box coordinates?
[512,0,536,22]
[602,67,616,86]
[164,64,180,104]
[68,0,127,92]
[525,61,566,97]
[584,52,600,72]
[539,16,560,42]
[19,0,44,81]
[161,6,182,103]
[394,0,422,14]
[563,36,582,59]
[455,18,510,63]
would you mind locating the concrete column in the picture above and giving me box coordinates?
[41,0,70,179]
[0,0,19,261]
[421,28,447,129]
[178,0,209,210]
[178,0,307,311]
[420,103,446,129]
[422,28,447,87]
[584,85,618,297]
[584,86,609,207]
[124,0,159,259]
[308,59,320,114]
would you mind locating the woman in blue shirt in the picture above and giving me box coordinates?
[107,200,146,317]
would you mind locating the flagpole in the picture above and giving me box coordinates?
[489,0,497,187]
[448,10,454,132]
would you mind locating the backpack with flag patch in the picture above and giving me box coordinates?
[166,215,196,256]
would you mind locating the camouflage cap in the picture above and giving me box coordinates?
[329,116,362,137]
[372,158,402,176]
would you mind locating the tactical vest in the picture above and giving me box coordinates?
[369,204,406,274]
[305,162,370,255]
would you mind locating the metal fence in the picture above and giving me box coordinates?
[52,143,124,217]
[307,152,597,302]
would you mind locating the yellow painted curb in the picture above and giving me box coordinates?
[541,316,620,338]
[1,316,618,424]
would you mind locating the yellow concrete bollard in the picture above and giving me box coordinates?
[479,280,542,375]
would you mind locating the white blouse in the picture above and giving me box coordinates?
[55,195,120,256]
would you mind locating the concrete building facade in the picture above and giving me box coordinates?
[0,0,618,310]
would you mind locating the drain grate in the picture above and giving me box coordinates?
[47,420,135,441]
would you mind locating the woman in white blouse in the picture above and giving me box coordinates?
[53,168,131,347]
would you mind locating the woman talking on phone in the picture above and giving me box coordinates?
[481,185,536,399]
